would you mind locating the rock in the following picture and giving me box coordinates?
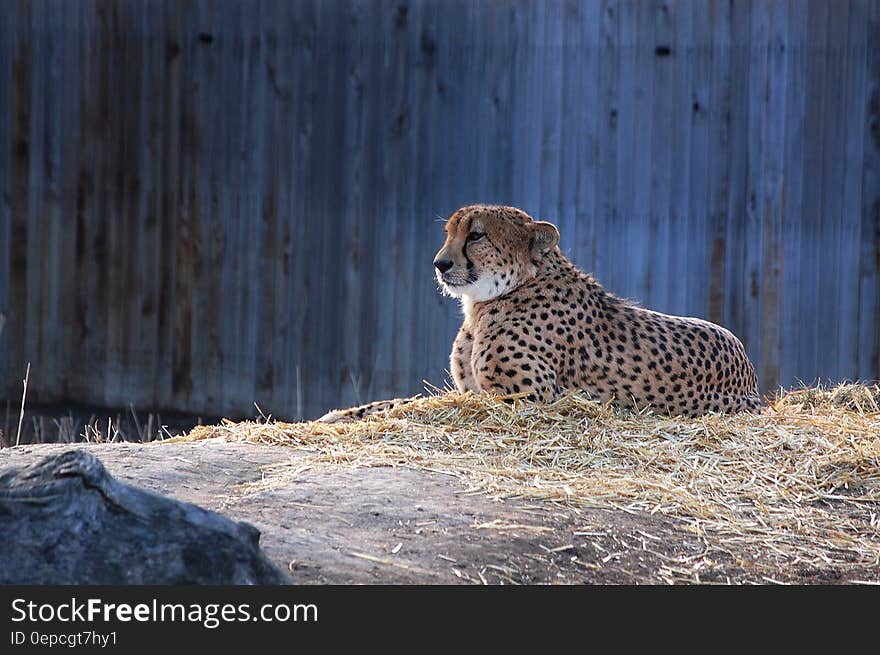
[0,449,287,584]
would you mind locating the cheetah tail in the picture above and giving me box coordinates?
[316,395,422,423]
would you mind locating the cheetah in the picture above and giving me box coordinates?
[318,204,761,422]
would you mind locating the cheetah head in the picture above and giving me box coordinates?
[433,204,560,303]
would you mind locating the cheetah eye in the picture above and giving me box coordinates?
[466,231,485,243]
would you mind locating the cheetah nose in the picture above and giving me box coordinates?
[434,258,454,274]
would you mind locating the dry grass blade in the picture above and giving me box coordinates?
[170,383,880,570]
[15,362,30,447]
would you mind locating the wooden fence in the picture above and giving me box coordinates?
[1,0,878,420]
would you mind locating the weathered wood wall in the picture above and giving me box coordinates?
[1,0,878,420]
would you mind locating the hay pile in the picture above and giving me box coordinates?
[174,384,880,569]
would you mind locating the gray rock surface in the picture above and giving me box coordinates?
[0,449,286,584]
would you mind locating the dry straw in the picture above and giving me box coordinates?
[171,383,880,568]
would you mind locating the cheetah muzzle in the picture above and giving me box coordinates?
[319,204,761,422]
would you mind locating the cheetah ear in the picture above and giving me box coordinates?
[530,221,560,254]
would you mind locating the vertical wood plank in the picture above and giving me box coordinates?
[758,0,789,394]
[138,0,165,411]
[23,0,47,400]
[573,0,601,272]
[353,0,387,405]
[510,0,544,216]
[319,1,350,409]
[36,0,64,402]
[797,0,830,386]
[741,0,770,379]
[169,0,197,410]
[614,0,637,297]
[648,0,674,313]
[338,0,369,409]
[667,0,693,315]
[216,0,246,414]
[556,0,579,259]
[723,0,751,355]
[780,0,808,390]
[102,0,133,407]
[191,0,223,413]
[857,0,880,380]
[837,0,868,381]
[263,1,297,416]
[68,1,94,402]
[0,0,12,390]
[94,0,115,406]
[628,0,655,303]
[383,0,408,400]
[283,0,316,417]
[815,1,851,384]
[56,0,83,401]
[154,1,182,409]
[487,0,516,203]
[706,0,733,327]
[395,0,423,397]
[239,4,270,415]
[255,1,282,415]
[594,0,619,286]
[538,0,563,227]
[686,0,713,320]
[117,1,148,407]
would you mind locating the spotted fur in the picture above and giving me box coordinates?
[319,204,761,422]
